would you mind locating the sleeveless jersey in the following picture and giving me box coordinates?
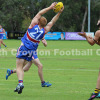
[0,28,3,34]
[21,25,45,50]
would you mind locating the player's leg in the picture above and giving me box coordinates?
[6,61,32,80]
[32,58,52,87]
[0,39,2,49]
[1,40,7,47]
[6,69,14,80]
[0,34,3,48]
[16,58,24,80]
[14,58,25,94]
[88,70,100,100]
[23,61,32,72]
[32,58,44,82]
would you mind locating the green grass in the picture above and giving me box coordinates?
[0,40,100,100]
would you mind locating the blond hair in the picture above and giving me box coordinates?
[39,16,47,27]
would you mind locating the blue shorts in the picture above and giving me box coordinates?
[0,34,3,39]
[16,45,38,61]
[32,51,38,60]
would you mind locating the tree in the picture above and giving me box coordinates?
[0,0,100,32]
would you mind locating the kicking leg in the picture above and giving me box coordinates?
[6,61,32,80]
[23,61,32,72]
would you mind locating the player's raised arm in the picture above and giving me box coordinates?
[45,6,64,34]
[29,2,57,28]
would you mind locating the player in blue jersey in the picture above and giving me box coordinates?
[6,39,48,85]
[8,2,64,94]
[0,25,8,49]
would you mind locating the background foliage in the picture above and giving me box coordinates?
[0,0,100,32]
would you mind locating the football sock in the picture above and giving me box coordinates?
[41,81,45,84]
[11,70,13,74]
[19,80,23,83]
[94,88,99,93]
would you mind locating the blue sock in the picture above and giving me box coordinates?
[5,45,7,47]
[0,47,1,49]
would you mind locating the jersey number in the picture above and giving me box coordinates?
[30,28,43,40]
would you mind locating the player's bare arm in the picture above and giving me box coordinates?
[78,31,100,46]
[93,30,100,45]
[3,29,8,38]
[45,6,64,34]
[29,2,57,28]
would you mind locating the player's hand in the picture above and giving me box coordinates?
[50,2,57,9]
[78,32,86,38]
[42,39,47,47]
[97,20,100,26]
[59,6,64,13]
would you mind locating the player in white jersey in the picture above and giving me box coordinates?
[0,25,8,49]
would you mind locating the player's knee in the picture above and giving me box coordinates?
[38,64,43,69]
[24,67,29,71]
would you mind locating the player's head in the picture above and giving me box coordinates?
[0,25,2,29]
[39,16,47,27]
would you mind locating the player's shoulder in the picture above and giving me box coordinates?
[95,30,100,36]
[28,24,38,29]
[95,30,100,33]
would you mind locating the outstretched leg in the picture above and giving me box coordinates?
[1,40,7,47]
[6,61,32,80]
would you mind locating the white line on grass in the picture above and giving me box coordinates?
[0,68,99,72]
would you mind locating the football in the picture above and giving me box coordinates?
[53,2,63,13]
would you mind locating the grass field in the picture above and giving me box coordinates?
[0,40,100,100]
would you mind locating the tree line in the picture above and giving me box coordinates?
[0,0,100,32]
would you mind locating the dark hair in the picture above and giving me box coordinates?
[97,23,100,27]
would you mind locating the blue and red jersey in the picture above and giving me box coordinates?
[0,28,4,39]
[21,25,45,50]
[0,28,3,34]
